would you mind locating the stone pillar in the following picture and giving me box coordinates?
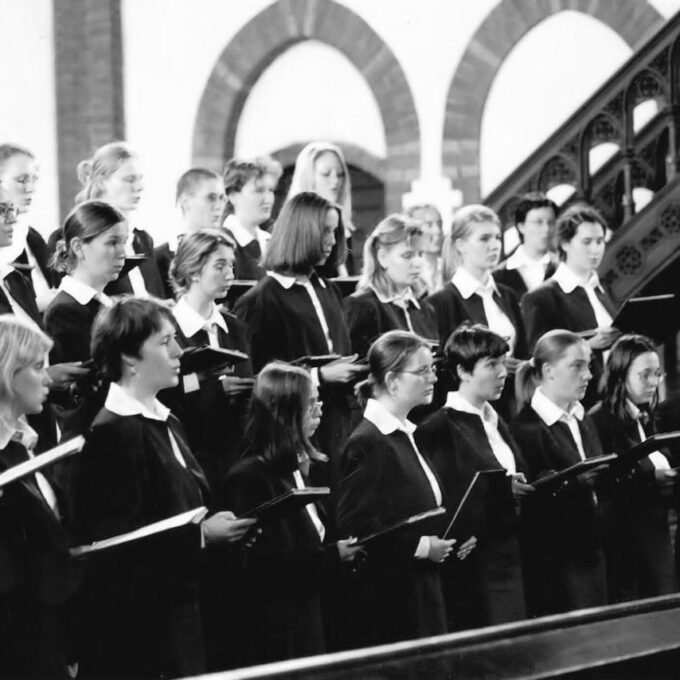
[53,0,125,221]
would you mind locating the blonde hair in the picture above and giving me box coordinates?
[442,204,500,282]
[75,141,137,204]
[287,142,354,232]
[0,315,52,406]
[358,214,423,297]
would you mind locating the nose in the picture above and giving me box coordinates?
[170,338,183,359]
[6,210,17,225]
[42,368,53,388]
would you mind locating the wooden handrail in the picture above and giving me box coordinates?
[191,594,680,680]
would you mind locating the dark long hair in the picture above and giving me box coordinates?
[601,334,658,422]
[242,362,322,475]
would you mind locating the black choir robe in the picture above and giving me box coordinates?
[71,408,210,679]
[234,272,353,514]
[337,419,447,646]
[589,401,677,602]
[104,228,166,298]
[416,407,526,628]
[13,226,58,291]
[223,457,338,665]
[520,279,618,408]
[0,269,57,452]
[153,242,175,300]
[162,310,253,499]
[426,281,528,420]
[493,256,557,300]
[343,287,438,359]
[43,291,107,439]
[0,440,79,678]
[222,228,267,281]
[510,405,607,616]
[426,280,528,358]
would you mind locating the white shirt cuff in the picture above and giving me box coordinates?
[414,535,431,559]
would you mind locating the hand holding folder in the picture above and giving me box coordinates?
[531,454,617,493]
[351,507,446,546]
[180,346,249,377]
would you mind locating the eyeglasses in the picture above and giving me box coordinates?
[402,365,437,378]
[0,203,17,219]
[636,370,665,383]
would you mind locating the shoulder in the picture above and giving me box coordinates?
[220,309,247,333]
[496,281,520,305]
[344,288,379,311]
[426,282,458,306]
[522,280,559,304]
[224,455,267,485]
[418,408,451,434]
[510,404,542,432]
[44,291,86,325]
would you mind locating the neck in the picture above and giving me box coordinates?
[184,287,214,318]
[375,393,411,424]
[391,280,408,295]
[540,385,574,413]
[565,261,591,279]
[235,211,258,234]
[118,378,157,414]
[457,383,486,410]
[71,268,106,295]
[0,404,22,428]
[522,243,547,261]
[463,264,489,284]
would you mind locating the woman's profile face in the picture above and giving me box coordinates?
[130,317,182,394]
[318,208,339,265]
[229,176,274,226]
[561,221,605,275]
[461,354,508,403]
[303,382,322,437]
[313,151,345,204]
[101,158,144,213]
[625,351,661,406]
[377,239,423,291]
[456,221,502,273]
[12,356,51,416]
[76,221,128,285]
[0,153,39,215]
[544,342,592,404]
[391,346,437,409]
[193,244,235,301]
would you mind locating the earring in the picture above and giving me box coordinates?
[131,366,137,375]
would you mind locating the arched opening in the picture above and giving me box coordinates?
[480,11,631,196]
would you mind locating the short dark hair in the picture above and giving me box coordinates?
[602,334,658,422]
[514,192,558,226]
[263,192,345,275]
[175,168,221,203]
[443,323,509,388]
[91,297,174,382]
[555,203,607,261]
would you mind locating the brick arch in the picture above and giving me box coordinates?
[192,0,418,212]
[442,0,665,203]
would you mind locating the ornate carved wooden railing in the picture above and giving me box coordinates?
[485,11,680,233]
[191,594,680,680]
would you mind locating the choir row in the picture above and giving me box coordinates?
[0,139,676,679]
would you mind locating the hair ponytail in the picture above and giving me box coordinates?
[515,359,540,410]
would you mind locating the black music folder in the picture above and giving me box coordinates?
[239,487,330,520]
[180,346,249,375]
[531,454,617,493]
[70,506,209,558]
[291,354,341,369]
[353,507,446,546]
[610,431,680,471]
[0,436,85,489]
[443,469,507,540]
[120,255,147,278]
[612,293,678,342]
